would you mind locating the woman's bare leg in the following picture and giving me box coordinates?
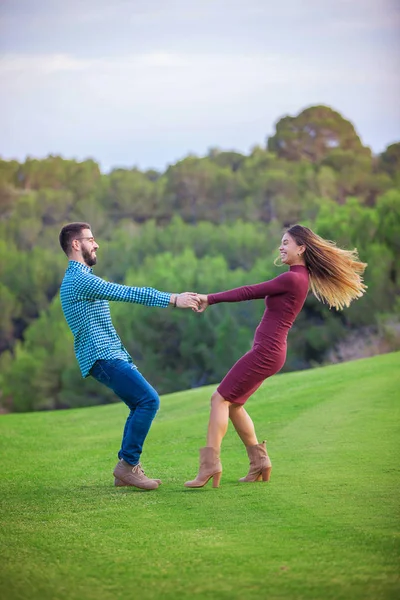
[206,391,231,450]
[229,404,258,446]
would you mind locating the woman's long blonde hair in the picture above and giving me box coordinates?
[287,225,367,310]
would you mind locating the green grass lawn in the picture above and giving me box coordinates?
[1,353,399,600]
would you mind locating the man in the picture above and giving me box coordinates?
[59,222,199,490]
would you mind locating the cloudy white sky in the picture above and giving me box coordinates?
[1,0,399,172]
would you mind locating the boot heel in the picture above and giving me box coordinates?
[212,472,222,488]
[262,467,272,482]
[239,441,272,483]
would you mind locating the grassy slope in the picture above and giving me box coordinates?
[0,353,399,600]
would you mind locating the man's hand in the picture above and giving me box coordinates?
[195,294,209,313]
[174,292,200,310]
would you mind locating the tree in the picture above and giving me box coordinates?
[322,150,391,205]
[0,283,20,353]
[162,157,245,223]
[207,148,246,172]
[375,189,400,290]
[65,159,101,200]
[100,168,158,222]
[267,105,369,163]
[379,142,400,183]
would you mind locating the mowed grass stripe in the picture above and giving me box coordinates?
[0,353,399,600]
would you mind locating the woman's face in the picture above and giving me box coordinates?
[279,233,305,265]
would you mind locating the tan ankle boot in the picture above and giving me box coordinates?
[184,447,222,488]
[239,440,272,482]
[113,459,159,490]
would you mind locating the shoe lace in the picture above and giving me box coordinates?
[131,463,146,476]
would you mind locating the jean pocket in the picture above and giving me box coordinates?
[90,361,111,386]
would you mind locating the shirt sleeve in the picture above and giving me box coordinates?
[208,271,297,305]
[74,272,171,307]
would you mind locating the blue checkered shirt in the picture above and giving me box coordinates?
[60,260,171,377]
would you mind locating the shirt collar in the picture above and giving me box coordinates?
[68,260,93,274]
[290,265,308,273]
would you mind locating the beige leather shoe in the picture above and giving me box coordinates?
[113,459,159,490]
[114,476,162,487]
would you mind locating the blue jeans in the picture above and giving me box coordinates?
[90,359,160,465]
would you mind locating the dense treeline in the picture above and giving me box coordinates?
[0,105,399,412]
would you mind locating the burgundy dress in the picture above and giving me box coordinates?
[208,265,309,404]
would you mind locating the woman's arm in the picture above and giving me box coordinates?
[207,271,296,305]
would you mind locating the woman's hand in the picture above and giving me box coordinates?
[174,292,200,309]
[195,294,209,313]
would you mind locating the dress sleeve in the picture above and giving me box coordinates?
[208,271,296,305]
[74,272,171,307]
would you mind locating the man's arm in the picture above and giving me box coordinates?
[74,272,199,309]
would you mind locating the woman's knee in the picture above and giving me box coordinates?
[210,391,227,409]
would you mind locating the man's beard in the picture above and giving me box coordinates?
[82,247,97,267]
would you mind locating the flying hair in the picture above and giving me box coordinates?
[285,224,367,310]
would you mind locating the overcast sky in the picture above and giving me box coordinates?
[1,0,399,172]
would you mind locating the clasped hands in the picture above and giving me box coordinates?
[173,292,208,313]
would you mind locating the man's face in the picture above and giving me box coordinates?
[76,229,99,266]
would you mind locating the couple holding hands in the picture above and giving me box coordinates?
[59,222,366,490]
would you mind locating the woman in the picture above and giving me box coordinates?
[185,225,367,488]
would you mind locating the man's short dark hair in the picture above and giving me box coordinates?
[59,222,91,256]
